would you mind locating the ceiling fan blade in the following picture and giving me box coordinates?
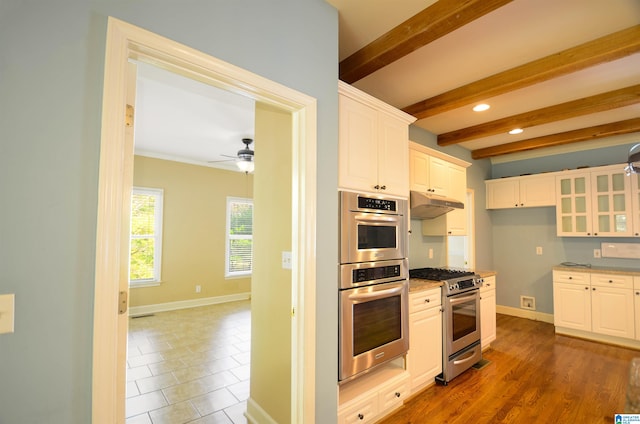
[207,158,235,163]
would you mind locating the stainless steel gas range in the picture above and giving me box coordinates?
[409,267,484,385]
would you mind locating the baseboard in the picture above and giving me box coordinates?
[128,292,251,317]
[245,397,278,424]
[496,305,554,324]
[555,327,640,350]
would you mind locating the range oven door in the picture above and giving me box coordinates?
[340,191,407,264]
[446,289,481,355]
[339,280,409,382]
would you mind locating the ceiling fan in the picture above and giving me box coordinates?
[209,138,255,173]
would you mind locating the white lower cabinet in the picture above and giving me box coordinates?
[338,365,409,424]
[406,287,442,394]
[480,276,497,348]
[553,269,636,342]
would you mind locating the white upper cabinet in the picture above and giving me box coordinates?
[556,165,633,237]
[486,174,556,209]
[338,82,416,197]
[409,142,470,236]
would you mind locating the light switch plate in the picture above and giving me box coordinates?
[0,294,15,334]
[282,251,292,269]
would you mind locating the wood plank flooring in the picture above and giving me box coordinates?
[380,314,640,424]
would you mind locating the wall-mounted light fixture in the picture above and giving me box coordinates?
[625,143,640,176]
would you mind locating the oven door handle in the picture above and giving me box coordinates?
[349,286,403,302]
[355,213,400,223]
[449,292,477,306]
[452,348,478,366]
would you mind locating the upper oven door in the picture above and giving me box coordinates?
[446,290,481,355]
[340,192,407,264]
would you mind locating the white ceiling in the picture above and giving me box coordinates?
[328,0,640,161]
[133,61,255,172]
[133,0,640,168]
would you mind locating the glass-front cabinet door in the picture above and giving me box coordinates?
[556,172,592,236]
[591,168,632,237]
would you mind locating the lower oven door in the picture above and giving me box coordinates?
[446,289,481,355]
[339,280,409,382]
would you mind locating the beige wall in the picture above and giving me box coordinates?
[130,156,253,307]
[248,103,293,423]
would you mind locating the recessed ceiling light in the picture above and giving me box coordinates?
[473,104,490,112]
[509,128,524,135]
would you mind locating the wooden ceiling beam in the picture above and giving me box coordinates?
[471,118,640,160]
[338,0,513,84]
[403,25,640,120]
[438,84,640,146]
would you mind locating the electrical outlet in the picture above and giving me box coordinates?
[536,246,543,255]
[428,248,434,259]
[195,285,201,293]
[594,249,601,258]
[0,294,15,334]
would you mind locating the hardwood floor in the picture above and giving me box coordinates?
[380,314,640,424]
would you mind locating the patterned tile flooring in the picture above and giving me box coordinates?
[126,300,251,424]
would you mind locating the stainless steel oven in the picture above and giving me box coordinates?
[409,267,483,384]
[339,259,409,382]
[340,191,407,264]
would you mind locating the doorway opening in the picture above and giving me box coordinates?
[93,17,317,424]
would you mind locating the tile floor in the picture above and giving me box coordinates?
[126,300,251,424]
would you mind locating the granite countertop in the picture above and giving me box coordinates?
[408,278,443,292]
[553,264,640,276]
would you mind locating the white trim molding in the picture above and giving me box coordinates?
[496,304,554,324]
[128,293,251,317]
[94,17,317,424]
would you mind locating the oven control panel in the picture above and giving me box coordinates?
[353,264,401,283]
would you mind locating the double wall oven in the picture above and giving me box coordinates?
[339,191,409,383]
[409,268,484,384]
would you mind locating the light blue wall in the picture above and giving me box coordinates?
[408,126,494,271]
[0,1,338,423]
[489,143,640,314]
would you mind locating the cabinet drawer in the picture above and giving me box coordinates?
[553,270,590,285]
[338,396,378,424]
[409,288,441,314]
[591,273,633,289]
[480,276,496,293]
[378,377,409,413]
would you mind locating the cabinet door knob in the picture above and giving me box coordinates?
[425,298,430,303]
[374,184,380,190]
[380,185,386,190]
[585,287,589,290]
[569,276,573,279]
[636,292,640,296]
[608,280,613,283]
[592,287,596,291]
[358,413,364,420]
[395,392,401,397]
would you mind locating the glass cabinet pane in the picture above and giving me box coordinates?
[615,215,627,232]
[575,177,586,194]
[576,216,587,233]
[613,194,626,211]
[562,216,573,233]
[597,215,610,233]
[597,195,609,212]
[561,197,572,213]
[575,197,586,213]
[612,173,625,191]
[596,175,608,192]
[560,179,571,195]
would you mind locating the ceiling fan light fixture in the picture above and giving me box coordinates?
[473,103,490,112]
[625,143,640,176]
[236,158,254,173]
[509,128,523,135]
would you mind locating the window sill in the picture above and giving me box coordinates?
[130,281,162,289]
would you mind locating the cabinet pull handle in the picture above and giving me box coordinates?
[425,298,430,303]
[569,276,573,279]
[592,288,596,291]
[380,185,386,190]
[374,184,380,190]
[395,392,401,397]
[585,287,589,290]
[636,292,640,296]
[358,413,364,420]
[608,280,613,283]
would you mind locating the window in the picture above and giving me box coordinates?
[226,197,253,277]
[129,187,163,286]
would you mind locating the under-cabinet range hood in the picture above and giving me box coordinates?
[410,190,464,219]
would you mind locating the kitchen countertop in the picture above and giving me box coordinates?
[553,264,640,276]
